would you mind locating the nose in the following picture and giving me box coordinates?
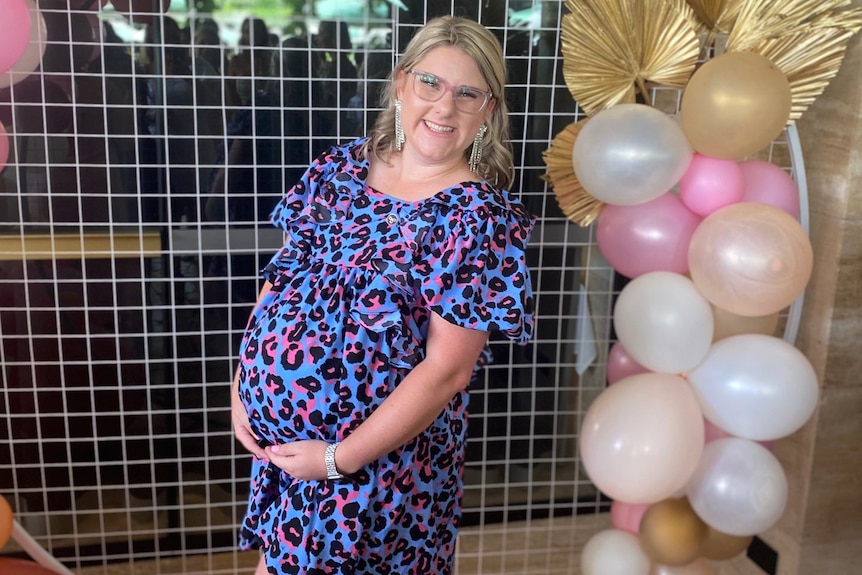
[433,91,457,115]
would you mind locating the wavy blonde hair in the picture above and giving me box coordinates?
[361,16,514,189]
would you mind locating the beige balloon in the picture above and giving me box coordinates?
[699,527,753,561]
[639,498,709,566]
[689,203,813,317]
[712,305,779,341]
[681,51,791,159]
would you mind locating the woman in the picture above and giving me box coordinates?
[232,16,535,574]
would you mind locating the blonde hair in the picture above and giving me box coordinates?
[362,16,514,189]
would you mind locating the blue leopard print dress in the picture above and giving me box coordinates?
[237,139,534,574]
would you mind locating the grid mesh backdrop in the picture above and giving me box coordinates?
[0,1,803,573]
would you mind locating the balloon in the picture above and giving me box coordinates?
[581,529,651,575]
[597,193,702,278]
[611,500,650,534]
[572,103,693,206]
[740,160,801,220]
[0,0,31,74]
[639,498,708,566]
[680,51,792,159]
[711,305,778,341]
[0,122,9,172]
[613,272,713,374]
[650,558,713,575]
[688,202,813,316]
[606,342,650,385]
[699,528,753,561]
[0,494,12,548]
[686,333,819,441]
[0,0,46,90]
[579,373,704,504]
[686,438,788,536]
[0,558,61,575]
[678,153,744,216]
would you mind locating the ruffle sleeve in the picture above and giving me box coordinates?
[414,195,535,344]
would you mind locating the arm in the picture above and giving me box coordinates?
[231,280,274,460]
[265,312,488,479]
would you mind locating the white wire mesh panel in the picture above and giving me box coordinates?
[0,1,805,573]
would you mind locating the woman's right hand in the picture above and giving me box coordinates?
[231,371,268,460]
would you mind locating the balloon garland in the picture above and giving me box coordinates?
[543,1,862,573]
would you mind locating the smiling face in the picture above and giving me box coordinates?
[396,45,495,171]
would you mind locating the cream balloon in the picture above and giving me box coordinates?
[613,271,713,374]
[579,373,705,504]
[572,103,692,206]
[581,529,651,575]
[0,0,46,90]
[686,334,819,441]
[689,202,813,317]
[711,305,778,341]
[650,558,713,575]
[686,438,788,536]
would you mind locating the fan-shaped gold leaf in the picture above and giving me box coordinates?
[542,120,603,227]
[561,0,700,116]
[726,0,855,52]
[685,0,745,34]
[753,12,862,122]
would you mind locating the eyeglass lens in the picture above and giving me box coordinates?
[411,71,489,114]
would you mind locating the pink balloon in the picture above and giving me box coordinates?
[596,193,702,278]
[703,418,732,443]
[607,342,650,385]
[0,123,8,172]
[0,0,47,90]
[611,500,650,534]
[739,160,801,220]
[679,153,744,216]
[0,0,31,74]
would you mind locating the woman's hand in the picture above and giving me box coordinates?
[264,440,331,481]
[231,372,267,460]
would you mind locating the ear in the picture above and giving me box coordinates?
[395,69,407,100]
[483,96,497,123]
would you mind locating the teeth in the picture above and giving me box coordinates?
[425,121,453,133]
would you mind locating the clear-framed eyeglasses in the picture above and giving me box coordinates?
[408,70,494,114]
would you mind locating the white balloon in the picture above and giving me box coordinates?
[613,272,714,374]
[572,103,693,206]
[582,529,651,575]
[686,438,788,536]
[687,334,819,441]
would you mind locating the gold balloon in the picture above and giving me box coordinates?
[700,527,753,560]
[712,305,779,341]
[0,494,12,549]
[639,498,709,566]
[680,51,792,159]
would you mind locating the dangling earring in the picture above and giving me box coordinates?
[395,99,405,151]
[469,124,488,173]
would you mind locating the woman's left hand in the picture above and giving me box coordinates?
[264,439,331,481]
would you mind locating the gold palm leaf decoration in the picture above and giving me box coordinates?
[542,120,603,227]
[685,0,745,33]
[725,0,856,52]
[561,0,700,115]
[753,12,862,122]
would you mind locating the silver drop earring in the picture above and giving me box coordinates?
[469,124,488,173]
[395,99,405,151]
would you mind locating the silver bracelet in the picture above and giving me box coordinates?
[324,442,344,480]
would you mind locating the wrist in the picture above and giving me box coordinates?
[324,442,345,480]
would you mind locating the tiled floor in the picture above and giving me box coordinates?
[70,515,613,575]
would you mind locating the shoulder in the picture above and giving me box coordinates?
[431,182,535,229]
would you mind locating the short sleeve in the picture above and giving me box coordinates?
[268,148,329,230]
[415,202,535,344]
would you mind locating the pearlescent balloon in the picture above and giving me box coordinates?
[686,438,788,536]
[573,103,692,206]
[580,373,704,504]
[689,202,813,317]
[687,334,819,441]
[581,529,651,575]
